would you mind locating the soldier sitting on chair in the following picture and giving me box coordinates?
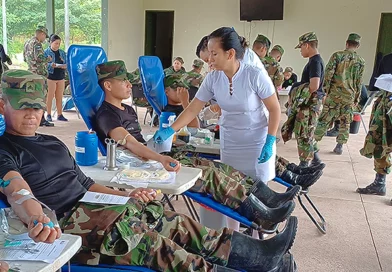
[0,69,297,271]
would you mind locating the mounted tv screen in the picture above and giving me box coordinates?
[240,0,284,21]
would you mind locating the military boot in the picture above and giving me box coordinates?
[236,194,295,231]
[275,253,296,272]
[298,161,309,168]
[333,143,343,155]
[279,170,323,190]
[227,216,297,272]
[286,162,326,175]
[356,174,386,196]
[310,151,323,167]
[248,180,301,208]
[326,120,340,137]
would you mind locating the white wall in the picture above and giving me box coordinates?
[107,0,392,82]
[107,0,143,70]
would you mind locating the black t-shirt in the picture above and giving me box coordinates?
[369,53,392,91]
[282,73,298,89]
[0,133,95,217]
[47,49,65,80]
[95,101,145,146]
[300,54,325,98]
[162,104,184,119]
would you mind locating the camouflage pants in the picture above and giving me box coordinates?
[360,91,392,175]
[295,99,322,162]
[112,210,233,271]
[374,155,392,175]
[314,97,353,148]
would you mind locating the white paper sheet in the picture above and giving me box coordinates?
[0,239,69,263]
[375,74,392,92]
[110,171,176,187]
[147,135,174,154]
[79,192,130,205]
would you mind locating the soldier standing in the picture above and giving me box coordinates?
[252,35,284,97]
[293,32,325,167]
[357,53,392,200]
[23,25,53,127]
[313,33,365,155]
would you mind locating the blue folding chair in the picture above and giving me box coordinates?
[138,56,167,128]
[67,44,107,155]
[273,177,326,234]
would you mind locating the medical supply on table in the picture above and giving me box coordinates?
[75,130,98,166]
[104,138,119,171]
[177,126,191,143]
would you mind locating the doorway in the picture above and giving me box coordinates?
[376,13,392,57]
[144,11,174,69]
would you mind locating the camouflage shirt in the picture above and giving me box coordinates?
[23,37,50,77]
[261,56,284,89]
[183,69,204,88]
[128,68,141,85]
[323,49,365,104]
[163,66,186,77]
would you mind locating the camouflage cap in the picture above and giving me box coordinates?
[36,25,49,38]
[284,67,293,73]
[174,57,184,64]
[96,60,131,82]
[272,45,284,56]
[0,69,47,110]
[295,32,318,49]
[192,59,204,68]
[347,33,361,43]
[254,34,271,48]
[164,74,189,89]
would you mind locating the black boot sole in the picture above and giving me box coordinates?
[356,188,386,196]
[299,170,323,190]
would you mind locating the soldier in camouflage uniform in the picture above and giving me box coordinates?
[270,45,284,63]
[164,57,186,77]
[313,33,365,155]
[252,35,284,98]
[290,32,325,167]
[0,70,297,272]
[23,25,54,127]
[184,59,204,88]
[356,53,392,202]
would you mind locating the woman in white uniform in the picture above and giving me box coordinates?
[154,27,280,231]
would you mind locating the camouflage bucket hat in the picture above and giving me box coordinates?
[193,59,204,68]
[272,45,285,56]
[0,69,47,110]
[254,34,271,48]
[295,32,318,49]
[96,60,131,82]
[284,67,293,73]
[347,33,361,43]
[164,74,189,89]
[36,25,49,38]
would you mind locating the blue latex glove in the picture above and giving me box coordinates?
[258,134,276,163]
[0,114,5,136]
[33,220,55,228]
[153,127,176,144]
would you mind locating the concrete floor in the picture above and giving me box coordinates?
[38,106,392,272]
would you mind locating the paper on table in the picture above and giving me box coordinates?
[79,191,130,205]
[375,74,392,92]
[0,239,69,263]
[147,135,174,154]
[111,171,176,187]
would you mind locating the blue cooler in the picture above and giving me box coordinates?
[75,131,98,166]
[159,112,176,130]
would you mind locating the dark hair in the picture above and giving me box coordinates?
[208,27,247,60]
[49,34,61,43]
[196,36,209,58]
[346,40,359,47]
[253,40,271,50]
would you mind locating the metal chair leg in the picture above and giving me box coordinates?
[360,114,368,134]
[297,190,326,234]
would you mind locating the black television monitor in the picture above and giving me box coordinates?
[240,0,284,21]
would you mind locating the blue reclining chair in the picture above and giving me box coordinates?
[67,45,107,155]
